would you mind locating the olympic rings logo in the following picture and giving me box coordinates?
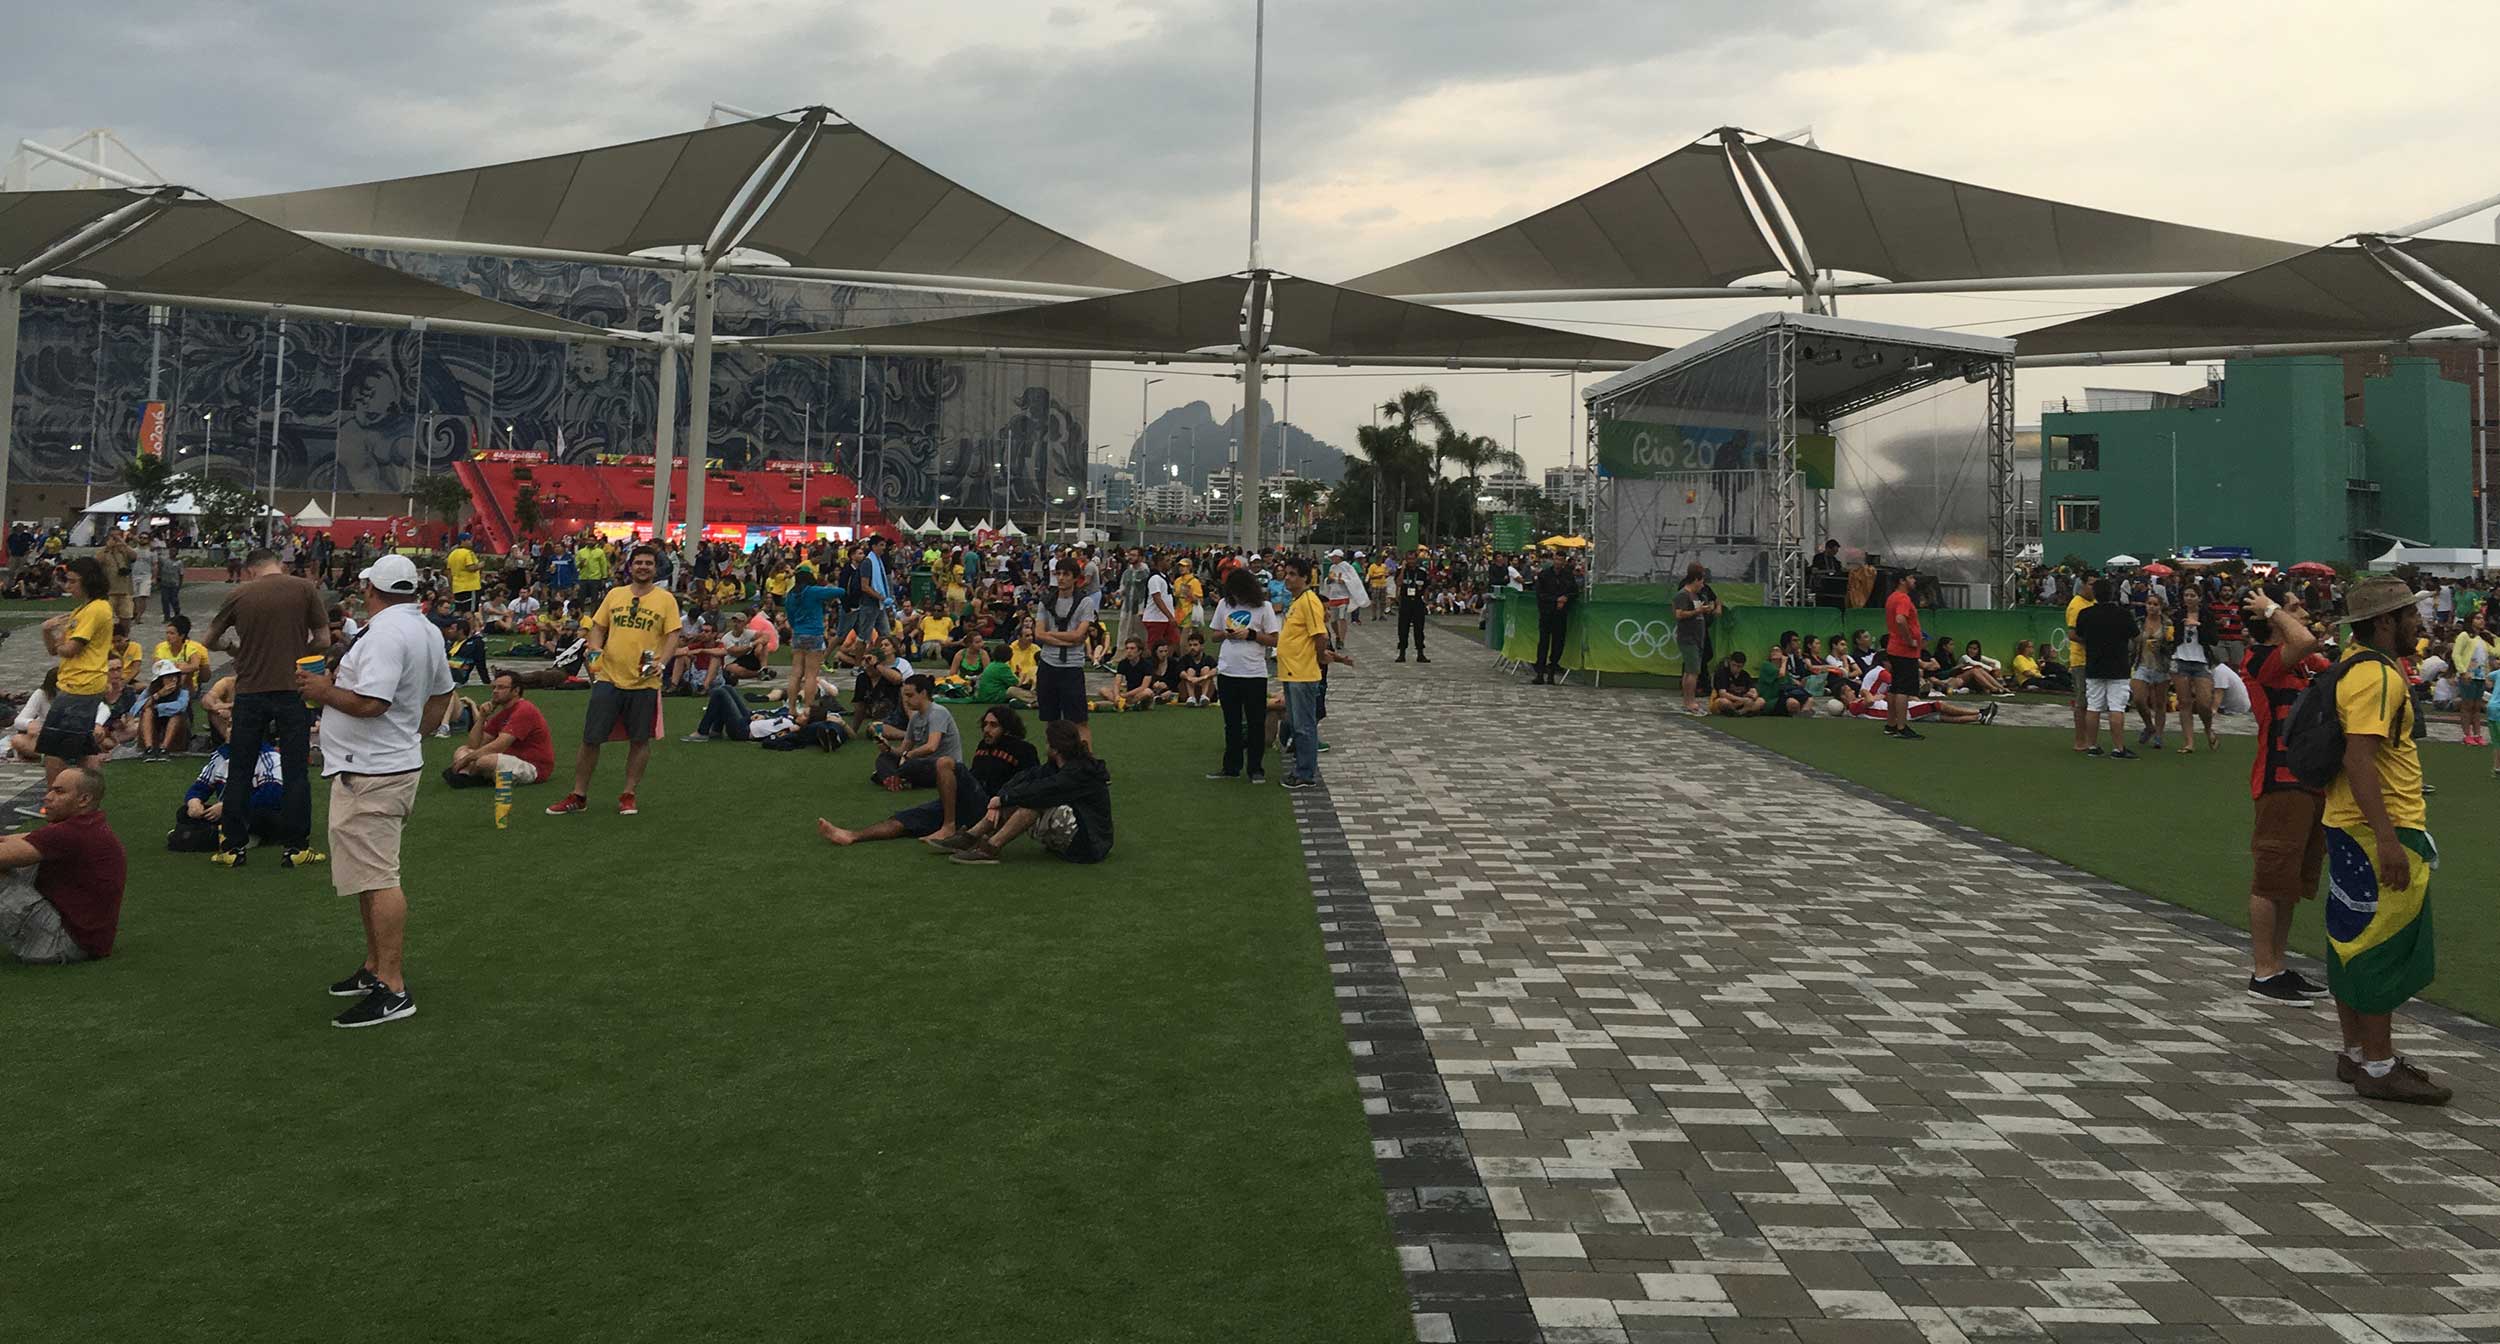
[1616,619,1678,659]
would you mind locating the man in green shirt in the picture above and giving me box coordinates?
[575,538,613,609]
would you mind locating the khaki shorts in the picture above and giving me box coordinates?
[2250,788,2326,904]
[488,755,541,786]
[329,770,420,896]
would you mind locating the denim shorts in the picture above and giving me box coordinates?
[2171,659,2213,681]
[795,634,827,653]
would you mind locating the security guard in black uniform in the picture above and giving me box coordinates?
[1395,546,1432,663]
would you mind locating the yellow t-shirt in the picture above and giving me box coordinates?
[1278,589,1327,683]
[766,571,794,599]
[1174,573,1203,611]
[121,640,146,683]
[2324,647,2426,832]
[154,638,211,691]
[2013,653,2042,685]
[57,598,116,695]
[1008,640,1038,684]
[446,546,482,594]
[591,584,683,691]
[1367,562,1387,588]
[2064,594,2093,665]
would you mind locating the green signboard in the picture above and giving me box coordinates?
[1798,433,1837,491]
[1490,514,1530,551]
[1596,418,1765,478]
[1396,512,1419,551]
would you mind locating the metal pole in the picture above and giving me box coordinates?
[2170,431,2178,555]
[2480,345,2491,560]
[651,300,682,536]
[1240,274,1268,552]
[856,352,869,536]
[0,282,21,535]
[328,325,343,522]
[267,319,286,545]
[1279,368,1290,545]
[1247,0,1266,272]
[681,268,718,561]
[799,402,811,530]
[1564,371,1578,537]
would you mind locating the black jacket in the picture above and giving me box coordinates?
[998,756,1114,862]
[1533,565,1578,612]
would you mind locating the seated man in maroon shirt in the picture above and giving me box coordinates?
[0,767,128,964]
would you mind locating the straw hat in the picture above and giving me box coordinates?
[2341,575,2419,625]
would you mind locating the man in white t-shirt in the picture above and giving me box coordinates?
[1141,556,1178,653]
[295,553,454,1029]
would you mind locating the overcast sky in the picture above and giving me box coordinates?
[11,0,2500,473]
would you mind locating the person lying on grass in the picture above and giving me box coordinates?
[818,704,1040,848]
[926,719,1113,865]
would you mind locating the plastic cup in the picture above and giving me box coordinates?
[297,654,326,708]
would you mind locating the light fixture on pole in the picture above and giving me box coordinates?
[201,411,213,478]
[70,442,87,509]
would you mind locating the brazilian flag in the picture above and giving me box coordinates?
[2324,826,2439,1015]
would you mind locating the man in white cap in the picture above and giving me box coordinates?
[296,552,454,1029]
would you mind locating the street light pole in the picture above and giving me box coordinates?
[71,442,87,509]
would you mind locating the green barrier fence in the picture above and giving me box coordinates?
[1489,593,2072,679]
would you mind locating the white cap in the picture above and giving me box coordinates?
[150,658,182,679]
[360,553,422,594]
[1329,548,1345,558]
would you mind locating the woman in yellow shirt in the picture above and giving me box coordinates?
[154,616,212,693]
[1006,619,1040,687]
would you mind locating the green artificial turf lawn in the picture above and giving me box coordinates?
[1707,717,2500,1025]
[3,699,1409,1344]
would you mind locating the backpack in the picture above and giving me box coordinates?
[2282,649,2404,791]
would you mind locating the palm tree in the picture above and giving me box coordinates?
[1434,432,1523,539]
[1355,421,1427,544]
[1377,386,1454,538]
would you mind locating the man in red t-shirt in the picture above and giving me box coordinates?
[0,767,127,963]
[2241,585,2329,1004]
[446,669,556,790]
[1882,571,1925,740]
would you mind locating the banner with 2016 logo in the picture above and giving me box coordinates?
[1594,419,1765,479]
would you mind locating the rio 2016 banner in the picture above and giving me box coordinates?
[135,401,166,458]
[1596,419,1765,478]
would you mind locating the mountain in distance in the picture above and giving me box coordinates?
[1100,399,1348,490]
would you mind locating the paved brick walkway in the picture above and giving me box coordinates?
[1307,630,2500,1344]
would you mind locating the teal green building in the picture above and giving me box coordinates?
[2041,356,2471,568]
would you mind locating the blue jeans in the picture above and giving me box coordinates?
[697,682,750,740]
[1283,680,1322,781]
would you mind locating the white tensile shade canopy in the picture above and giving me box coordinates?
[1342,130,2304,300]
[80,487,282,518]
[293,499,334,526]
[998,519,1026,537]
[0,188,605,337]
[2011,240,2500,359]
[943,520,971,538]
[233,111,1171,292]
[746,274,1663,367]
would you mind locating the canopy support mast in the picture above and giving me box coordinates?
[1721,131,1826,316]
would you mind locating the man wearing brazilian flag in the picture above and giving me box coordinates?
[2323,575,2447,1105]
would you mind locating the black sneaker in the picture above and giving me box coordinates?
[1246,771,1267,785]
[1394,653,1407,663]
[1894,727,1925,741]
[1415,655,1430,664]
[2085,746,2104,757]
[1204,770,1240,780]
[332,984,415,1029]
[2109,747,2141,760]
[2248,972,2314,1005]
[1882,725,1899,737]
[2281,968,2329,999]
[328,967,382,998]
[1280,776,1316,790]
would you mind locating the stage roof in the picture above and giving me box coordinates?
[2012,243,2477,357]
[1343,131,2304,297]
[233,110,1172,292]
[1587,311,2012,422]
[1,188,605,336]
[744,274,1664,365]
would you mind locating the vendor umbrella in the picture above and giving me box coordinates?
[2287,561,2337,577]
[2103,553,2142,567]
[2139,561,2175,576]
[1540,535,1590,548]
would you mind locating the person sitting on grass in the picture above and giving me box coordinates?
[1173,631,1217,706]
[2010,639,2052,691]
[1760,648,1816,717]
[1953,639,2012,696]
[1148,640,1183,702]
[916,606,957,664]
[443,670,555,792]
[1105,637,1162,711]
[868,673,963,791]
[136,659,191,760]
[446,619,490,688]
[1709,651,1766,716]
[817,704,1040,848]
[946,636,995,694]
[0,767,125,965]
[8,670,108,765]
[929,719,1114,866]
[1082,619,1113,669]
[171,741,282,851]
[842,634,913,738]
[198,672,235,749]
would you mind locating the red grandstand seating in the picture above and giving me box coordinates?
[458,459,897,550]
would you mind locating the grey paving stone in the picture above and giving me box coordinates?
[1300,633,2500,1341]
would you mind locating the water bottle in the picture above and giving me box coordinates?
[494,764,513,830]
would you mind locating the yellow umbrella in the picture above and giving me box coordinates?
[1540,535,1590,548]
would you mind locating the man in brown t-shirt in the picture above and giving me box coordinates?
[206,548,330,866]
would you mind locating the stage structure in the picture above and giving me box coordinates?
[1584,312,2015,605]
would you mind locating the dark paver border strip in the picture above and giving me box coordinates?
[1290,780,1544,1344]
[1691,717,2500,1057]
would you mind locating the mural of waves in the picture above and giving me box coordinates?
[8,252,1087,523]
